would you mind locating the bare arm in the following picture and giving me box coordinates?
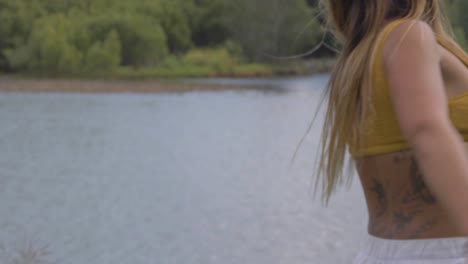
[383,20,468,234]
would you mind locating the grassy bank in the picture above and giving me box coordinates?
[111,58,333,78]
[0,54,334,93]
[0,79,257,93]
[111,63,274,79]
[5,59,332,80]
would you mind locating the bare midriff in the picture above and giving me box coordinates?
[356,143,468,239]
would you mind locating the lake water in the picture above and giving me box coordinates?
[0,75,367,264]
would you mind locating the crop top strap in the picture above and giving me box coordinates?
[376,19,468,66]
[374,19,408,68]
[370,19,409,103]
[379,19,408,49]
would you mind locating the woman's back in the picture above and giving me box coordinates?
[358,150,463,239]
[356,19,468,240]
[316,1,468,262]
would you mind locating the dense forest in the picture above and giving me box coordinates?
[0,0,467,77]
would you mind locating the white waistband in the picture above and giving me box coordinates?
[361,235,468,260]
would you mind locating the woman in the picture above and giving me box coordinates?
[315,0,468,262]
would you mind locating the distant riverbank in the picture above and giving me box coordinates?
[0,79,258,93]
[0,59,333,93]
[0,58,334,81]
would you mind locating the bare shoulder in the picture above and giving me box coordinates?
[383,19,440,67]
[380,18,448,141]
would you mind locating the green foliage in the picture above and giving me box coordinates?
[223,40,244,59]
[188,0,230,47]
[160,47,240,75]
[0,0,44,69]
[224,0,321,61]
[159,0,193,53]
[87,14,168,67]
[85,30,121,71]
[448,0,468,50]
[1,0,467,77]
[182,48,237,72]
[1,0,171,73]
[453,27,468,51]
[5,14,83,73]
[232,64,273,77]
[112,47,272,78]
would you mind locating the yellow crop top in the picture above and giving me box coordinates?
[350,20,468,158]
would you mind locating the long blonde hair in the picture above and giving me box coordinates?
[317,0,466,203]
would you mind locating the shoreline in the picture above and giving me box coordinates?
[0,79,258,93]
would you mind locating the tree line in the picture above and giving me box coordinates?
[0,0,466,76]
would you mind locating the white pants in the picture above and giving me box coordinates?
[353,235,468,263]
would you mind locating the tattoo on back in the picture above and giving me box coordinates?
[402,157,437,204]
[370,178,388,216]
[393,210,415,232]
[409,219,437,238]
[368,152,439,239]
